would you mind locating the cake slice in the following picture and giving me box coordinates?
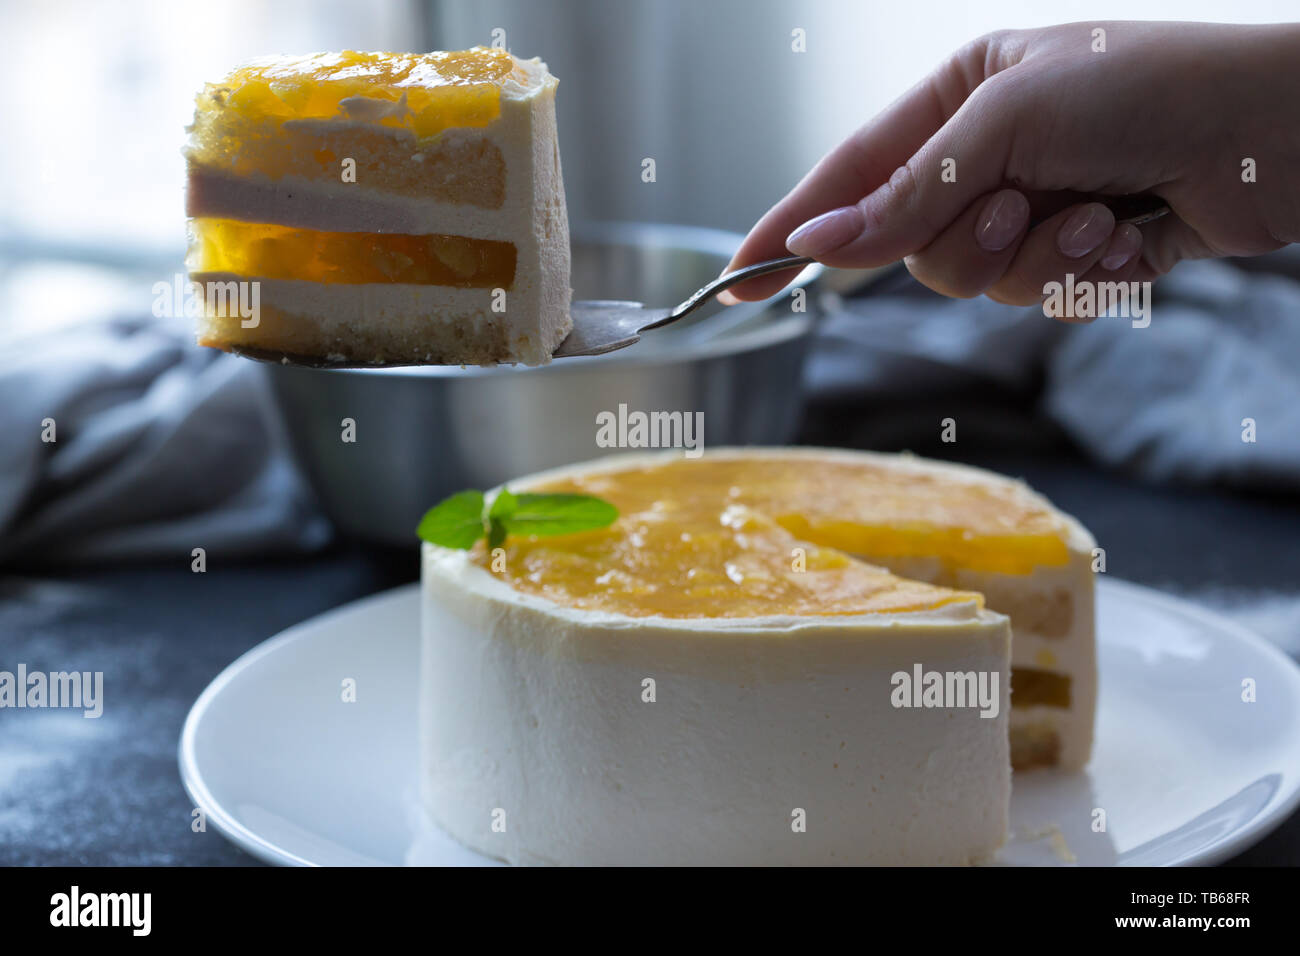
[420,450,1022,866]
[184,48,570,366]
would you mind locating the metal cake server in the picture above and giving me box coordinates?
[551,255,815,358]
[229,194,1168,368]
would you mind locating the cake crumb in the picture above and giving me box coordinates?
[1017,822,1077,863]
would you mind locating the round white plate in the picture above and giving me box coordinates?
[179,578,1300,866]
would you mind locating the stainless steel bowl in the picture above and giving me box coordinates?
[262,222,821,546]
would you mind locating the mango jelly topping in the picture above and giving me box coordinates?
[476,457,1072,620]
[1010,668,1072,708]
[196,48,519,138]
[188,218,516,288]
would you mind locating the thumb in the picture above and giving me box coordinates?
[786,81,1018,269]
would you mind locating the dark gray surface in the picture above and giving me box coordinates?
[0,548,413,866]
[0,429,1296,866]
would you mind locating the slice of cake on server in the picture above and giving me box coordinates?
[184,48,570,366]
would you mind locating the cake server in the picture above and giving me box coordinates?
[231,194,1168,366]
[550,254,816,357]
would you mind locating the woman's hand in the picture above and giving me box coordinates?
[721,21,1300,308]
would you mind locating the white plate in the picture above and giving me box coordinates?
[179,578,1300,866]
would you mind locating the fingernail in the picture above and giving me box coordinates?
[1057,203,1115,258]
[785,206,864,257]
[1099,223,1142,270]
[974,190,1030,252]
[717,289,740,305]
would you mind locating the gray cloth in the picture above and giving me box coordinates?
[0,315,331,566]
[1046,262,1300,488]
[807,251,1300,491]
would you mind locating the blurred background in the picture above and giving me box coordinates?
[1,0,1298,864]
[5,0,1300,312]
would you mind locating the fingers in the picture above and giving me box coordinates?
[720,33,1026,303]
[716,75,952,304]
[804,81,1019,274]
[902,198,1119,304]
[1125,212,1215,277]
[985,203,1117,305]
[1095,224,1144,274]
[902,189,1031,297]
[900,199,1153,318]
[1061,226,1147,322]
[1027,225,1148,323]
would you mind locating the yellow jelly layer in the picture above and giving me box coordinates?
[194,48,518,138]
[187,218,516,288]
[728,459,1071,574]
[481,501,981,620]
[477,456,1072,620]
[1010,668,1072,708]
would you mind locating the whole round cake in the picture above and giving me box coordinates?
[418,448,1096,865]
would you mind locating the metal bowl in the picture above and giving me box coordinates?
[262,222,821,546]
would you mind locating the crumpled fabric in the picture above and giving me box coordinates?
[0,314,330,566]
[806,250,1300,491]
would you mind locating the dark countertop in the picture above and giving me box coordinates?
[1,431,1297,866]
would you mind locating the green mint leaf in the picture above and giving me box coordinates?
[416,490,486,549]
[488,488,518,521]
[417,488,618,548]
[501,493,619,538]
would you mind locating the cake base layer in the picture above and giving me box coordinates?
[191,273,562,365]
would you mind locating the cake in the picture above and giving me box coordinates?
[418,447,1098,865]
[184,48,570,366]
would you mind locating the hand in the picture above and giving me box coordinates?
[721,21,1300,309]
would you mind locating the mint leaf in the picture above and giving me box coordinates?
[416,488,618,548]
[488,488,518,521]
[416,490,486,549]
[502,493,619,538]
